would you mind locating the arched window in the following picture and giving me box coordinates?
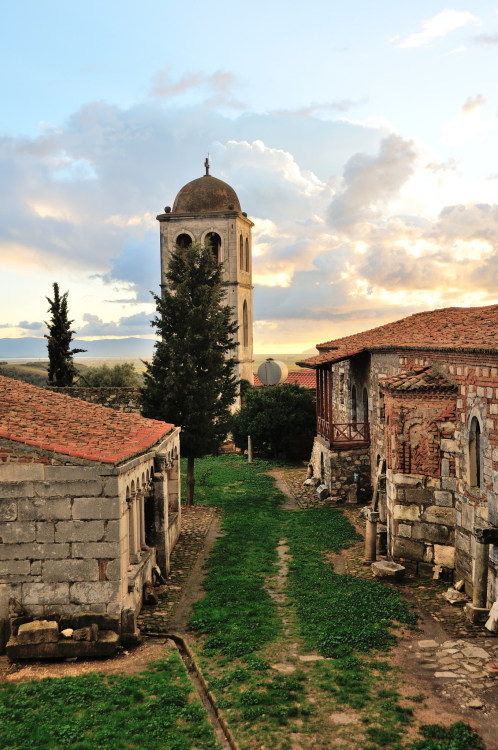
[245,237,250,272]
[469,416,481,488]
[205,232,221,263]
[176,233,192,249]
[362,387,369,422]
[351,385,357,426]
[243,300,249,348]
[239,234,244,270]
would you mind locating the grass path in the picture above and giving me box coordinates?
[188,455,484,750]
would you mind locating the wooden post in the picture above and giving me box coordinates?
[248,435,253,463]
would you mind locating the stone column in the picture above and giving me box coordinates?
[138,490,146,548]
[153,454,169,576]
[128,491,140,564]
[473,528,490,609]
[466,525,498,624]
[364,509,380,563]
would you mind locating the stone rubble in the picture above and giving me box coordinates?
[414,637,498,710]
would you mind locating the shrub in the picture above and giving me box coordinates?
[231,383,315,460]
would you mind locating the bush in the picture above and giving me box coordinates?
[231,383,315,460]
[78,363,141,387]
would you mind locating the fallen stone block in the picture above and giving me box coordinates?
[303,478,315,487]
[62,612,119,632]
[418,640,439,650]
[60,629,73,639]
[371,561,406,581]
[73,624,98,642]
[316,484,330,501]
[442,588,468,606]
[17,620,58,645]
[6,630,119,660]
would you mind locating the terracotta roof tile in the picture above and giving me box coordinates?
[298,304,498,368]
[380,366,458,394]
[253,370,316,388]
[0,376,174,465]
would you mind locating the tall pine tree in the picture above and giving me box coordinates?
[45,283,86,386]
[141,243,238,505]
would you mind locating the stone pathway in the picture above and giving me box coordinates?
[271,465,338,508]
[412,638,498,710]
[138,505,218,633]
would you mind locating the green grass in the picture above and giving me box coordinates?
[411,721,485,750]
[188,456,282,657]
[284,506,418,656]
[0,653,220,750]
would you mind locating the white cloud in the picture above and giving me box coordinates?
[397,10,480,49]
[1,94,498,352]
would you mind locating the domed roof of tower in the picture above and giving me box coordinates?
[172,173,241,214]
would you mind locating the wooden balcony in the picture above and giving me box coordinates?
[318,421,370,450]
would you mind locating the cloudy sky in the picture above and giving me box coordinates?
[1,1,498,356]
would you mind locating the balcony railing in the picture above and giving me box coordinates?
[318,421,370,449]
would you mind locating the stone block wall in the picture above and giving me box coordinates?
[387,471,456,572]
[0,459,125,620]
[310,438,370,503]
[47,387,141,413]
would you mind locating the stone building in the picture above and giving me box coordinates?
[157,159,254,390]
[0,376,180,656]
[298,304,498,617]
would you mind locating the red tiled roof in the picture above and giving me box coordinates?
[380,366,458,394]
[0,376,174,465]
[253,370,316,388]
[297,304,498,368]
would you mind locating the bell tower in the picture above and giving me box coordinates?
[156,160,254,388]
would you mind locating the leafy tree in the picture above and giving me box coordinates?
[231,383,316,460]
[78,362,141,387]
[140,243,239,505]
[45,283,86,386]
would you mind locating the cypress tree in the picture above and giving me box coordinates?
[141,243,238,505]
[45,283,86,386]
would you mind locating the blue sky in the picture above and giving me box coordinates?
[1,1,498,354]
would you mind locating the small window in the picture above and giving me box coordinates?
[239,234,244,270]
[243,300,249,348]
[362,387,369,423]
[469,416,481,488]
[206,232,221,263]
[176,233,192,249]
[351,385,357,426]
[245,237,250,272]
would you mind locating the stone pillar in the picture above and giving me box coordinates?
[365,509,379,563]
[465,525,498,624]
[128,491,140,564]
[473,529,490,609]
[167,458,179,512]
[248,435,253,464]
[153,454,169,576]
[138,490,146,548]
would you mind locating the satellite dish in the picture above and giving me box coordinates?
[257,358,288,386]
